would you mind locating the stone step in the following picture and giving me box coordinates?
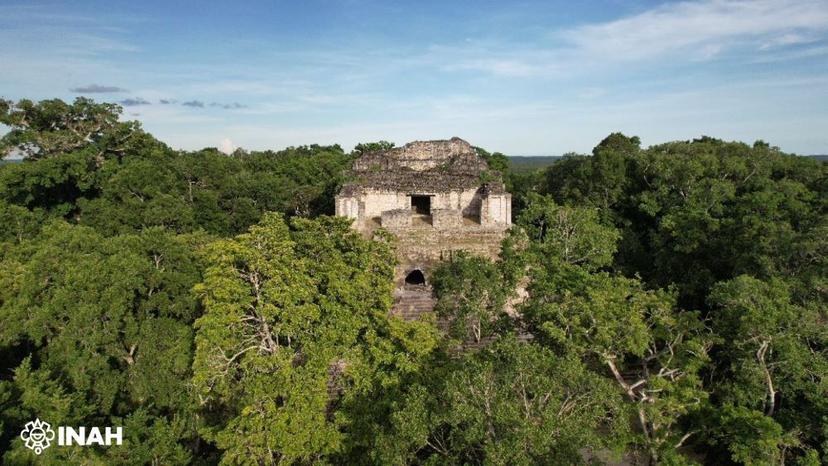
[392,289,437,321]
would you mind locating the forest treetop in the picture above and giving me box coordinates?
[0,97,825,465]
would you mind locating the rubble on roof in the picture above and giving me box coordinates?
[341,137,506,194]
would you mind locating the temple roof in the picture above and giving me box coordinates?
[341,137,506,194]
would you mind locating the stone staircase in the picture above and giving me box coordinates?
[392,288,436,321]
[390,286,535,351]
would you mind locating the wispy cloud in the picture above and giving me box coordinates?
[119,97,150,106]
[759,32,820,49]
[563,0,828,62]
[749,44,828,63]
[0,5,138,96]
[443,55,552,77]
[209,102,247,109]
[70,83,127,93]
[182,100,205,108]
[439,0,828,77]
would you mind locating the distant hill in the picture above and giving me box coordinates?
[507,155,562,172]
[505,155,827,172]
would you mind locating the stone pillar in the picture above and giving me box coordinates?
[335,196,359,220]
[480,195,495,226]
[506,193,512,225]
[480,194,511,226]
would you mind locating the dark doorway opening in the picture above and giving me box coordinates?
[411,195,431,215]
[405,269,426,286]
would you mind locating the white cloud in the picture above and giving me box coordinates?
[564,0,828,61]
[445,57,549,77]
[442,0,828,76]
[760,32,819,49]
[219,138,236,154]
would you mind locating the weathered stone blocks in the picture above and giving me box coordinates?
[335,138,512,320]
[431,208,462,229]
[381,209,411,229]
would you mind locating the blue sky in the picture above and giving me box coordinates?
[1,0,827,155]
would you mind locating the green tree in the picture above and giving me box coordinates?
[0,97,161,162]
[0,199,43,244]
[192,213,438,464]
[0,98,167,224]
[474,146,510,174]
[372,337,629,465]
[352,140,395,156]
[705,276,828,464]
[0,221,209,464]
[517,193,620,270]
[1,99,352,239]
[542,133,638,217]
[431,252,516,344]
[522,266,710,464]
[540,135,827,313]
[514,193,710,463]
[238,144,351,219]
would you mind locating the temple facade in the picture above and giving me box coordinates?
[335,137,512,319]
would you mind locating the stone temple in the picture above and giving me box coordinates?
[335,137,511,319]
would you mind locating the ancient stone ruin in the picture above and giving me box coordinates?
[335,137,512,319]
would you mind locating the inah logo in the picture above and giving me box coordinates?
[19,418,123,455]
[20,418,55,455]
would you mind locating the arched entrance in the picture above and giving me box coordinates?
[405,269,426,286]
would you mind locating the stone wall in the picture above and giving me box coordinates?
[432,189,481,216]
[381,209,411,229]
[432,208,462,229]
[390,226,507,318]
[392,227,506,286]
[335,138,513,322]
[360,190,407,219]
[336,186,487,230]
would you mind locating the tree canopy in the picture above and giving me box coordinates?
[0,98,825,465]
